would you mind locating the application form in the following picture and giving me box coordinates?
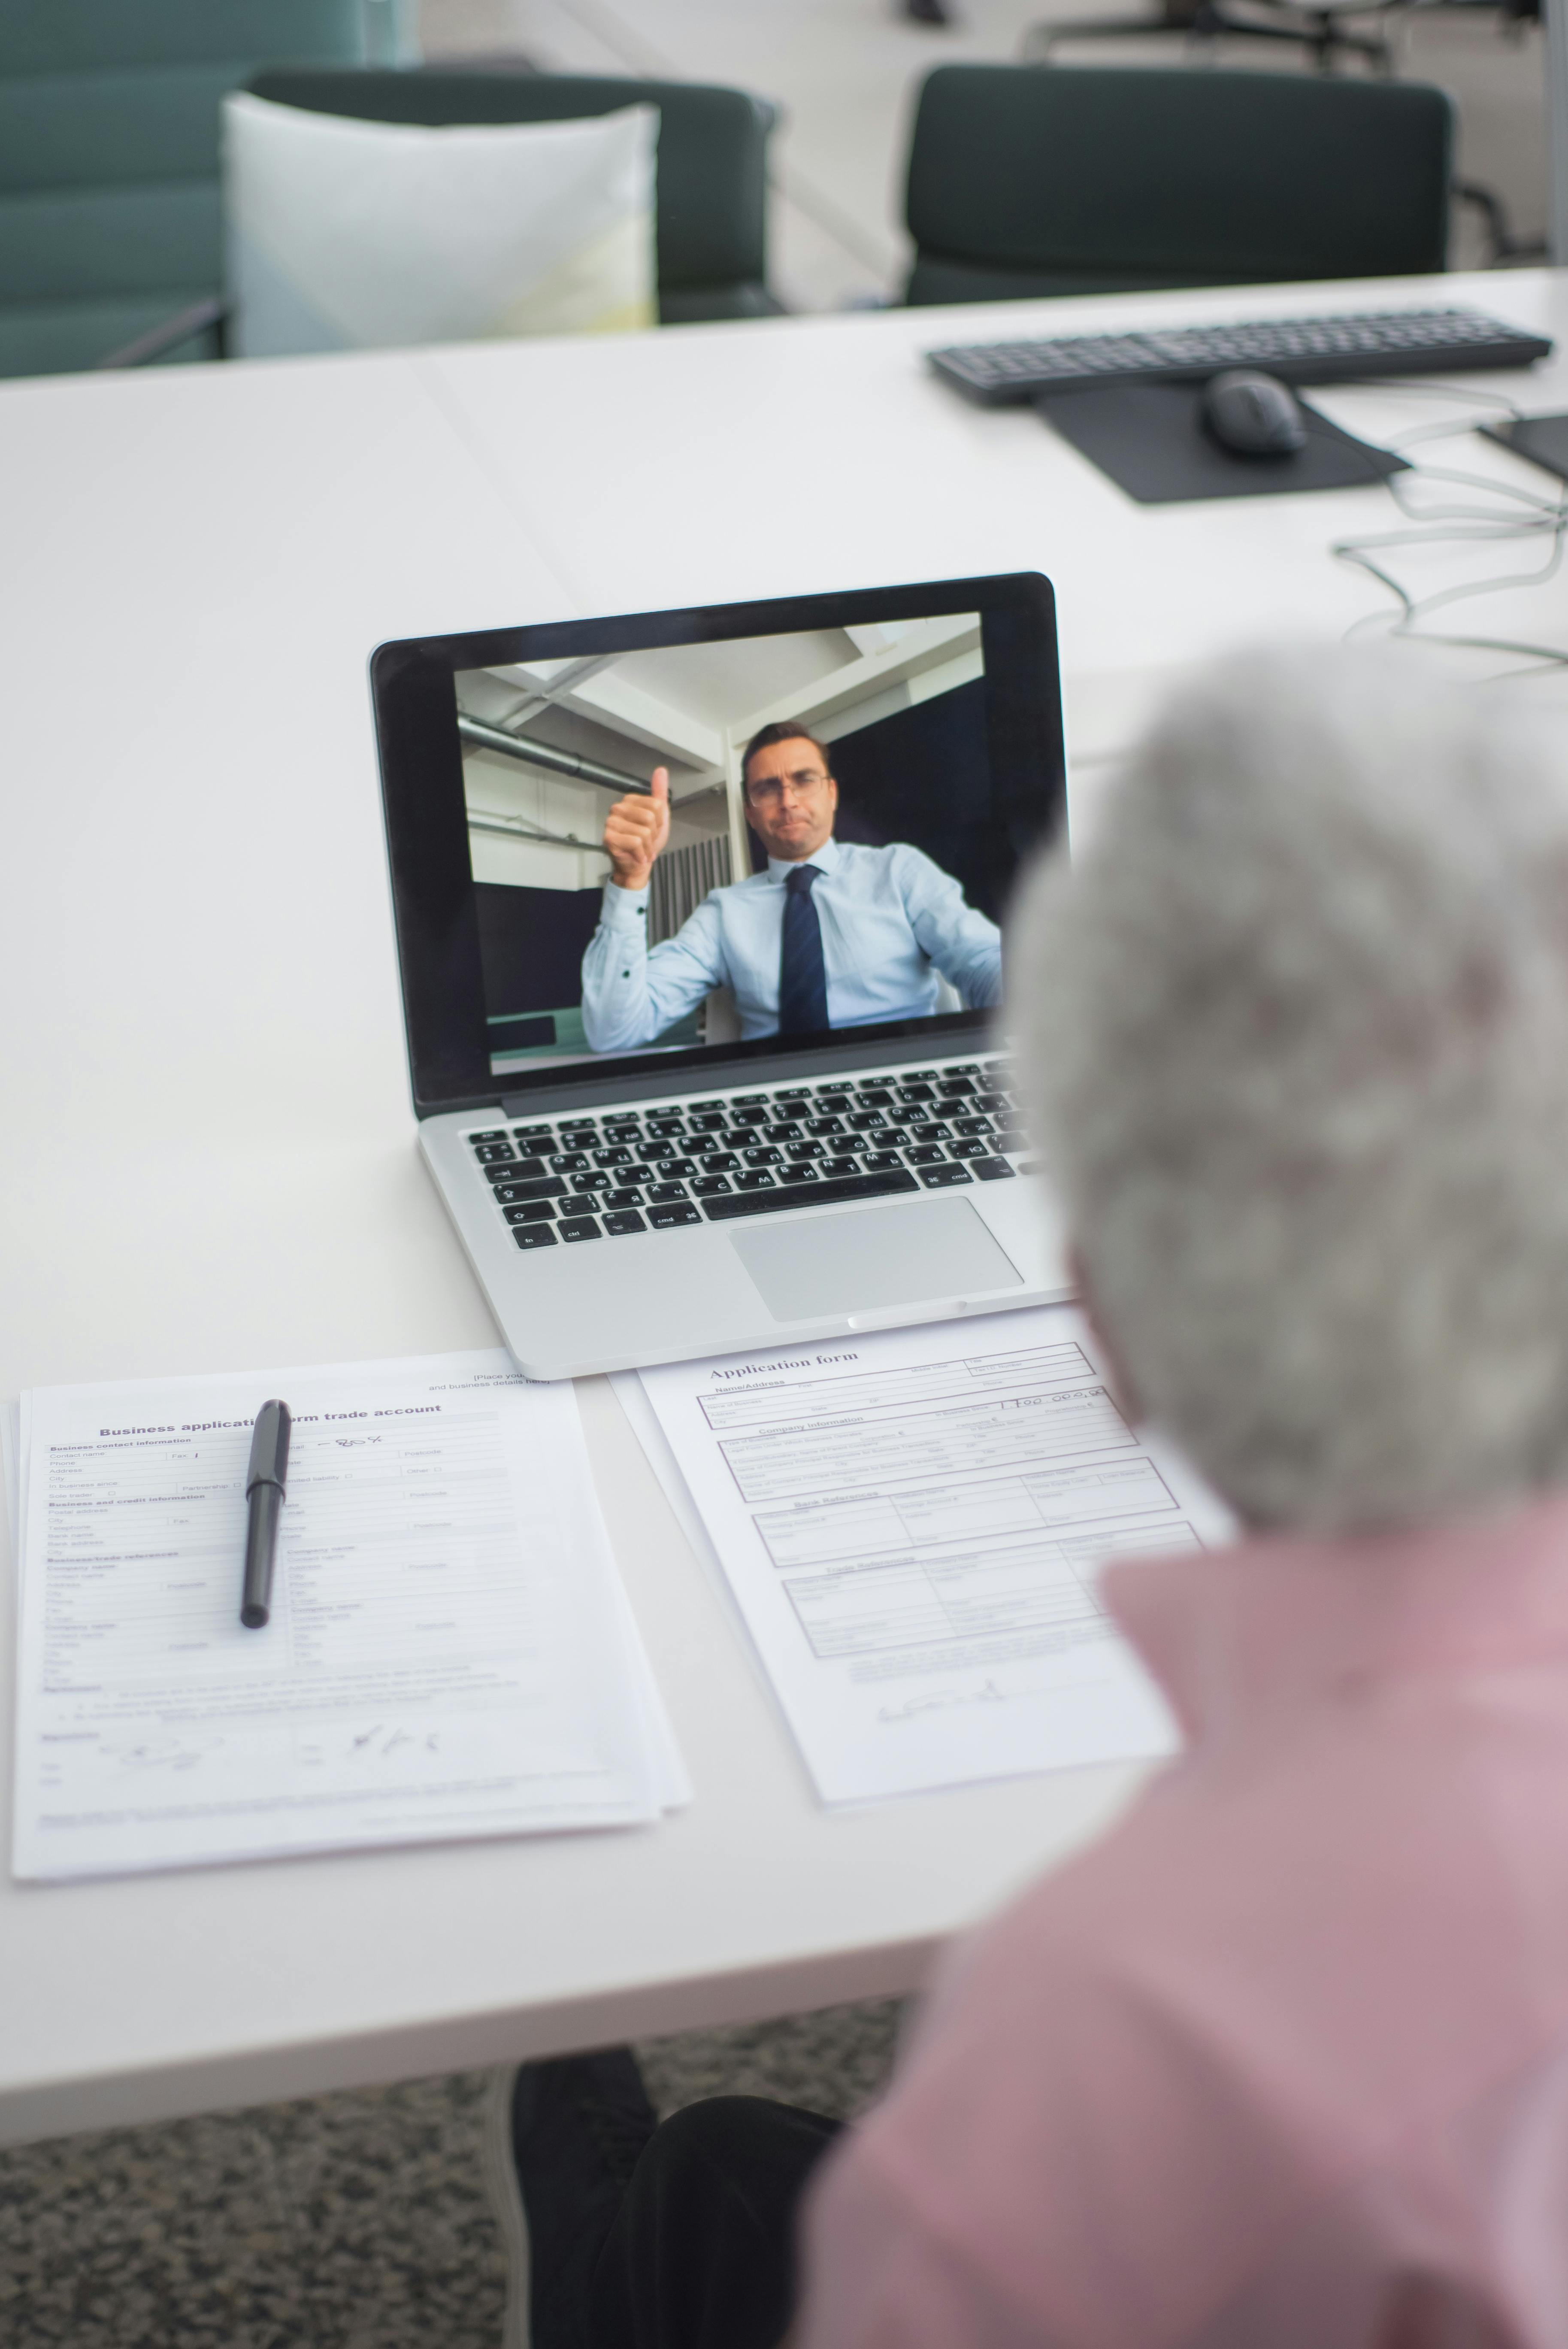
[633,1306,1232,1804]
[11,1352,677,1880]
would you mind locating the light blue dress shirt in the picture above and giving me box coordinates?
[579,837,1003,1053]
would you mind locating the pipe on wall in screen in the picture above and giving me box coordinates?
[457,715,653,795]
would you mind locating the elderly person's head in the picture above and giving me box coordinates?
[1013,648,1568,1534]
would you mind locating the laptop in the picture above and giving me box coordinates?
[371,572,1071,1379]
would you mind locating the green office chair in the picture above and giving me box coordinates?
[903,66,1454,306]
[0,1,395,380]
[244,68,782,326]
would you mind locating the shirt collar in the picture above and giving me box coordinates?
[766,837,840,885]
[1103,1488,1568,1750]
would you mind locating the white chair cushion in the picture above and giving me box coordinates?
[223,92,658,357]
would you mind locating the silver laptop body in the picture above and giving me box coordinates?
[372,575,1069,1380]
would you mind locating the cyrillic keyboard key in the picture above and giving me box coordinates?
[919,1163,974,1188]
[603,1187,645,1210]
[648,1201,702,1228]
[778,1164,819,1186]
[646,1181,690,1204]
[704,1169,919,1220]
[493,1175,568,1206]
[735,1170,777,1191]
[473,1143,516,1164]
[692,1175,733,1196]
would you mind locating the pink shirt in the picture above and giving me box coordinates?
[798,1493,1568,2349]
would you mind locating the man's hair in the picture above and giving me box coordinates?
[741,721,832,797]
[1011,646,1568,1531]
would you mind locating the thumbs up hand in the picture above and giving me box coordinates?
[604,767,672,891]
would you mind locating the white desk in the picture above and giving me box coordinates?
[4,270,1567,2149]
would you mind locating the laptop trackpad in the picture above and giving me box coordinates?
[730,1197,1023,1322]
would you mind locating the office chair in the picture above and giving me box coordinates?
[1020,0,1398,74]
[242,68,782,326]
[902,65,1453,306]
[0,0,393,380]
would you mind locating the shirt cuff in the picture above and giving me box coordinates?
[600,881,649,932]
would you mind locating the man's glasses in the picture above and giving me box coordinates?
[746,768,832,809]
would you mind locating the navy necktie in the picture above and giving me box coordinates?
[778,864,829,1037]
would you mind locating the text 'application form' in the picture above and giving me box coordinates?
[637,1306,1232,1803]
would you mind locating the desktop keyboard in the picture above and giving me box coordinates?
[465,1053,1025,1250]
[927,306,1554,406]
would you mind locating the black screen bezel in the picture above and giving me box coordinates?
[370,572,1064,1120]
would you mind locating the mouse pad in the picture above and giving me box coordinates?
[1036,382,1408,506]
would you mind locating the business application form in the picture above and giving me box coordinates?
[11,1352,677,1880]
[633,1306,1232,1803]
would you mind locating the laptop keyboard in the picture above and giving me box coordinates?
[463,1054,1026,1249]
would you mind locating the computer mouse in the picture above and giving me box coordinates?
[1202,370,1308,458]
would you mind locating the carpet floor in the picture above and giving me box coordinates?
[0,2001,904,2349]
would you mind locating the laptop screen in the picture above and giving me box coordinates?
[373,576,1062,1115]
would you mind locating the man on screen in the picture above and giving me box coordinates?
[578,721,1003,1053]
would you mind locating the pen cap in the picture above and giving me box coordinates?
[246,1399,291,1495]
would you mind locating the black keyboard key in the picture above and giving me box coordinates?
[822,1156,861,1178]
[571,1169,614,1192]
[743,1146,782,1167]
[603,1187,645,1210]
[775,1086,811,1100]
[701,1152,739,1173]
[905,1144,946,1165]
[732,1106,769,1126]
[549,1152,590,1173]
[656,1158,698,1180]
[805,1115,845,1137]
[938,1079,977,1100]
[646,1180,690,1203]
[857,1087,895,1107]
[512,1222,559,1249]
[492,1175,569,1206]
[951,1114,993,1137]
[503,1200,556,1225]
[649,1201,702,1229]
[603,1122,641,1144]
[896,1083,935,1104]
[975,1092,1007,1115]
[470,1129,508,1144]
[787,1141,826,1161]
[692,1175,733,1196]
[473,1142,516,1164]
[705,1168,919,1221]
[905,1070,939,1080]
[778,1164,819,1186]
[594,1146,634,1167]
[814,1092,851,1112]
[688,1113,727,1134]
[919,1163,974,1188]
[735,1169,777,1192]
[860,1151,903,1173]
[848,1110,887,1132]
[950,1137,991,1160]
[486,1156,547,1185]
[646,1115,686,1137]
[558,1216,602,1242]
[511,1124,554,1146]
[634,1140,671,1164]
[947,1063,979,1075]
[603,1210,647,1236]
[559,1127,597,1148]
[765,1122,803,1143]
[975,1157,1017,1181]
[732,1094,768,1106]
[910,1121,950,1143]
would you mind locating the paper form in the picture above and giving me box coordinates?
[633,1306,1234,1805]
[11,1352,680,1881]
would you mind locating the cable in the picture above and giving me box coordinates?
[1322,381,1568,678]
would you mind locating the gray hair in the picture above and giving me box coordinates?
[1011,646,1568,1532]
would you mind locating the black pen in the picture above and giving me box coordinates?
[240,1399,291,1629]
